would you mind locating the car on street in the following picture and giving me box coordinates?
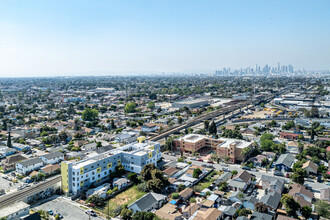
[196,158,203,162]
[48,210,53,215]
[207,161,214,164]
[274,171,284,176]
[326,182,330,186]
[190,157,196,161]
[242,166,251,170]
[86,210,97,217]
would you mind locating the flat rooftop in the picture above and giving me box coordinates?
[72,141,158,169]
[0,201,30,217]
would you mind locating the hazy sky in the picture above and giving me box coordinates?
[1,0,330,77]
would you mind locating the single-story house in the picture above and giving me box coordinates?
[274,153,295,172]
[128,192,167,213]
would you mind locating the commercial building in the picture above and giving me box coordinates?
[171,99,209,109]
[61,141,161,194]
[173,134,252,163]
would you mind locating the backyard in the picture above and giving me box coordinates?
[193,170,222,192]
[102,185,146,217]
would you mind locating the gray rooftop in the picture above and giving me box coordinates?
[19,157,43,167]
[41,151,64,160]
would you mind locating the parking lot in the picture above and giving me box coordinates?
[35,196,105,220]
[0,173,20,194]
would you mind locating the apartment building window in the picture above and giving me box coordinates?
[73,183,75,187]
[86,174,89,177]
[91,166,94,169]
[98,174,100,178]
[97,163,99,166]
[104,171,106,175]
[77,183,79,187]
[73,172,75,175]
[92,172,95,175]
[77,177,79,181]
[73,177,75,181]
[92,177,95,180]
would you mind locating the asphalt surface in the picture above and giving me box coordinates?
[35,196,105,220]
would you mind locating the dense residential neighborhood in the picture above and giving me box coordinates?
[0,76,329,220]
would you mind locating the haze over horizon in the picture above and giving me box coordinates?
[1,0,330,77]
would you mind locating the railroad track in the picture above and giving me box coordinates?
[0,175,61,208]
[149,95,275,141]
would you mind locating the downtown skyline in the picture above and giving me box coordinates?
[1,0,330,77]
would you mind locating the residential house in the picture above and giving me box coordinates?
[155,203,183,220]
[301,161,318,175]
[182,203,200,219]
[16,158,44,175]
[39,151,64,164]
[128,192,167,213]
[193,208,222,220]
[259,191,281,213]
[288,183,314,207]
[248,154,267,167]
[228,170,252,191]
[113,178,130,190]
[243,195,259,210]
[40,164,60,176]
[262,151,276,159]
[250,211,273,220]
[215,172,232,185]
[115,132,138,144]
[1,154,27,172]
[274,153,295,172]
[86,183,110,199]
[259,175,285,194]
[179,188,194,201]
[280,132,299,140]
[0,145,16,158]
[141,124,159,133]
[320,188,330,201]
[163,167,178,177]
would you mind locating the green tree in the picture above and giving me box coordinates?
[281,194,300,217]
[128,173,139,184]
[236,208,252,217]
[121,208,133,220]
[255,202,268,213]
[140,164,157,181]
[231,170,238,175]
[7,131,12,148]
[219,181,228,191]
[301,206,312,219]
[82,108,99,121]
[125,102,137,113]
[315,200,330,218]
[177,184,186,192]
[58,131,68,142]
[178,117,183,124]
[291,168,306,185]
[132,211,156,220]
[193,168,202,178]
[204,120,210,130]
[209,121,217,136]
[147,102,155,110]
[171,192,179,199]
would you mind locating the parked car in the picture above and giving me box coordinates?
[196,158,203,162]
[242,166,251,170]
[274,171,284,176]
[207,160,214,164]
[48,210,53,215]
[190,157,196,161]
[2,176,8,180]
